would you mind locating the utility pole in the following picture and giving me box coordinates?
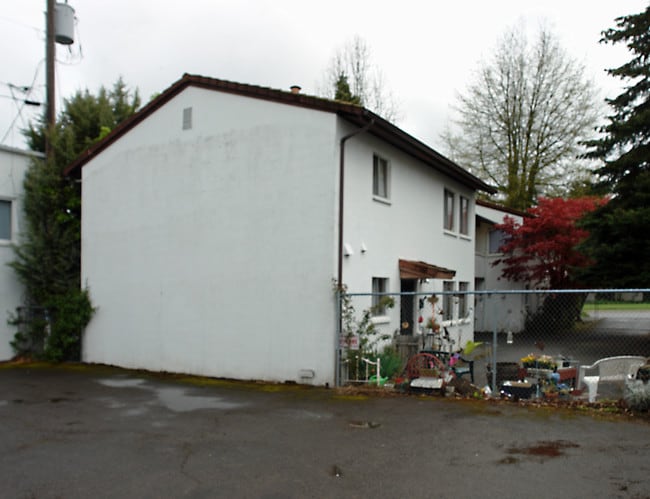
[45,0,56,159]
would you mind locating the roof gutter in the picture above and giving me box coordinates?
[337,118,375,290]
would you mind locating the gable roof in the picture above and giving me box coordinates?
[64,73,495,193]
[476,198,531,225]
[476,199,529,217]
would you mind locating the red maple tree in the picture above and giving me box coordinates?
[494,196,607,289]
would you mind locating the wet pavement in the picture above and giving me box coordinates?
[1,364,649,499]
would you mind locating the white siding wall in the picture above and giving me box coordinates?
[81,87,339,385]
[340,130,476,349]
[0,147,33,359]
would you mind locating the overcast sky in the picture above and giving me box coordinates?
[1,0,647,151]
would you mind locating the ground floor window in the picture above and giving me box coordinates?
[458,281,469,318]
[442,281,454,321]
[372,277,388,316]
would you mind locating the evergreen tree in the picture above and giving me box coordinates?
[320,35,401,121]
[11,78,140,360]
[334,73,361,105]
[579,6,650,287]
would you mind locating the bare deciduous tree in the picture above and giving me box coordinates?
[443,25,600,210]
[319,35,401,123]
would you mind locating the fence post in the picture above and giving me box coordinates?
[335,288,342,387]
[491,294,497,396]
[377,357,381,386]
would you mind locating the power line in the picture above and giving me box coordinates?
[0,14,44,35]
[0,60,45,146]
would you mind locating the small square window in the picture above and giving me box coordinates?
[444,189,455,231]
[372,277,388,316]
[373,154,389,199]
[0,200,11,240]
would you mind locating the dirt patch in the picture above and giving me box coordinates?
[507,440,579,458]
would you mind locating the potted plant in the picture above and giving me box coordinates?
[521,354,557,370]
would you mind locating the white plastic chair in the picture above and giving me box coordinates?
[578,356,646,402]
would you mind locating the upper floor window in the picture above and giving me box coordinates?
[371,277,389,316]
[444,189,455,231]
[0,200,11,240]
[373,154,390,200]
[489,229,507,254]
[459,196,469,235]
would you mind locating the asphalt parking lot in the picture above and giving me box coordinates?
[1,363,649,499]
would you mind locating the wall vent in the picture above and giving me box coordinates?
[182,107,192,130]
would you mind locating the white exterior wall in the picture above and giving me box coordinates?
[0,146,35,359]
[474,203,534,333]
[341,131,476,350]
[81,87,339,385]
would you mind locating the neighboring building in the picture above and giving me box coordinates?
[65,74,494,385]
[0,145,43,360]
[474,199,541,333]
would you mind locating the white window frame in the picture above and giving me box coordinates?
[0,199,12,242]
[372,154,390,201]
[444,189,455,231]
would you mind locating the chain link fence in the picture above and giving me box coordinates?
[337,289,650,403]
[9,305,51,356]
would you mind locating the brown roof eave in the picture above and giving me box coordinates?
[63,73,496,195]
[476,198,530,218]
[337,108,495,194]
[64,74,366,177]
[64,75,191,178]
[399,259,456,280]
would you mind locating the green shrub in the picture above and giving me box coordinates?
[10,288,94,362]
[625,379,650,412]
[378,346,402,380]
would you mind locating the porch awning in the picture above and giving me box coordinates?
[399,259,456,280]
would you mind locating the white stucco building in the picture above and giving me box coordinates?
[66,74,494,385]
[0,145,43,360]
[474,199,542,333]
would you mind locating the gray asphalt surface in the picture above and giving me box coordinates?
[1,364,649,499]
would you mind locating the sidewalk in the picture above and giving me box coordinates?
[0,363,648,499]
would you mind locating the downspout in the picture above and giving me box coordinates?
[337,118,375,289]
[336,117,374,387]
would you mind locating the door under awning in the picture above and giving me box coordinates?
[399,259,456,280]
